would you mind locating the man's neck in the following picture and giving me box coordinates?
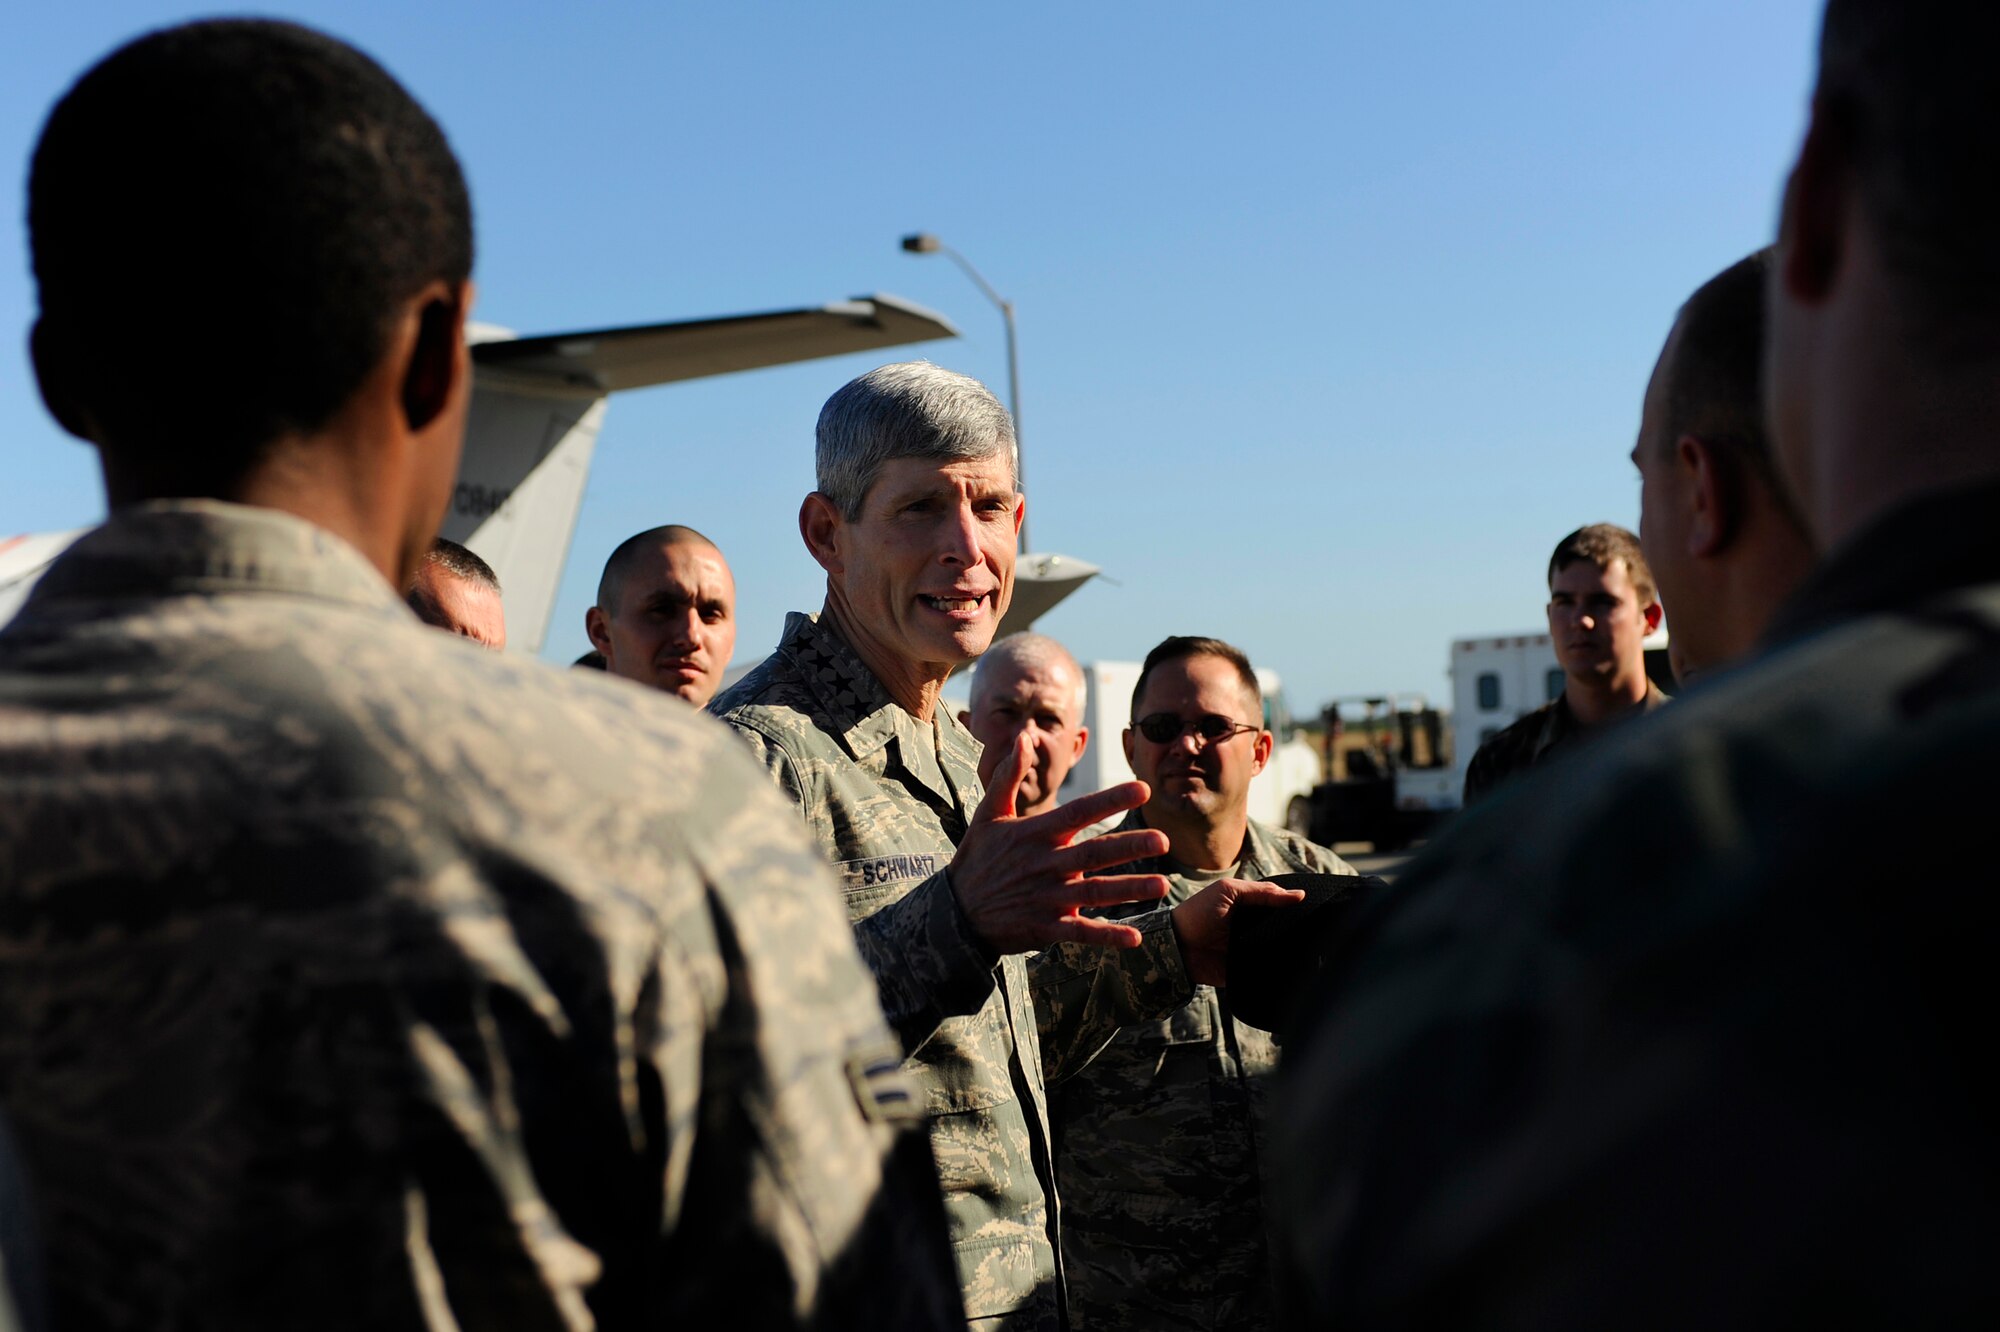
[1146,806,1248,873]
[820,598,951,721]
[1564,669,1649,727]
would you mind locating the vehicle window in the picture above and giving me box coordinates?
[1477,672,1501,711]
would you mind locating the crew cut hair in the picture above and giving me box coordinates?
[420,537,500,592]
[28,19,474,488]
[595,524,718,611]
[1130,636,1263,723]
[1547,524,1659,608]
[815,362,1016,519]
[1816,0,2000,355]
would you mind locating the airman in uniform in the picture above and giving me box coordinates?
[1273,1,2000,1323]
[0,22,959,1330]
[1058,637,1354,1330]
[713,362,1299,1328]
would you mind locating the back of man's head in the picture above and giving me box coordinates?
[28,20,473,491]
[815,362,1016,519]
[1548,524,1657,607]
[407,538,505,649]
[1816,1,2000,359]
[1666,251,1794,510]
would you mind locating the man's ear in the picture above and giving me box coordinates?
[1251,729,1273,776]
[1121,727,1137,770]
[956,709,972,728]
[29,318,93,442]
[1642,599,1665,635]
[1678,434,1739,557]
[1071,725,1090,763]
[585,605,612,659]
[1779,103,1850,307]
[800,492,846,575]
[1013,492,1026,540]
[401,279,472,434]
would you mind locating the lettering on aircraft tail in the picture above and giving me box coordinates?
[454,484,514,520]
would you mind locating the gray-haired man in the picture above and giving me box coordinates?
[713,362,1300,1329]
[960,632,1091,818]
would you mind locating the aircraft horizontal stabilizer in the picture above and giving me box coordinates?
[471,294,959,392]
[997,552,1102,639]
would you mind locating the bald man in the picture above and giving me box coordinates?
[960,632,1090,817]
[586,525,737,706]
[1634,249,1817,684]
[405,537,505,650]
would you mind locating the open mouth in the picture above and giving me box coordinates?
[920,592,989,615]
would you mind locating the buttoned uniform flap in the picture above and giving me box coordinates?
[1122,997,1216,1047]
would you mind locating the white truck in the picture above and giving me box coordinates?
[1054,661,1321,831]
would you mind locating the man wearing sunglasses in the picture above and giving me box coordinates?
[1051,635,1354,1331]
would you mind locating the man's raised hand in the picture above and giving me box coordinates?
[949,731,1174,954]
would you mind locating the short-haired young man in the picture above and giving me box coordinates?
[586,524,737,706]
[0,21,957,1330]
[1462,523,1667,803]
[405,536,507,649]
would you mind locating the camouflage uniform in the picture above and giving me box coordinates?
[0,503,962,1332]
[1055,813,1354,1331]
[1461,678,1668,804]
[713,612,1193,1329]
[1272,483,2000,1327]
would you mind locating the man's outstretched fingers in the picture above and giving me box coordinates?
[1058,831,1170,876]
[1043,915,1147,950]
[1033,779,1151,838]
[1066,873,1172,910]
[971,730,1034,823]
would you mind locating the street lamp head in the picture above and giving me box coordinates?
[901,233,941,254]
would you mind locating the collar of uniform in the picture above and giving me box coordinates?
[1106,806,1264,878]
[23,500,402,615]
[1764,476,2000,648]
[778,611,977,811]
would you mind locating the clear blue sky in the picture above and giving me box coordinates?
[1,1,1822,712]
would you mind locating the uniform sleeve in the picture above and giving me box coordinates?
[635,743,964,1328]
[1029,912,1193,1086]
[721,720,999,1055]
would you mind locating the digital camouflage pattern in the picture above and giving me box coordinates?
[1461,678,1668,804]
[1055,813,1354,1331]
[0,503,962,1332]
[1273,483,2000,1327]
[713,611,1192,1328]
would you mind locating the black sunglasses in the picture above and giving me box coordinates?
[1132,712,1259,745]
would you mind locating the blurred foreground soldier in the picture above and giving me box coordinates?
[586,524,736,705]
[1635,249,1817,683]
[0,21,958,1330]
[713,363,1299,1329]
[1461,523,1666,803]
[960,631,1090,817]
[1272,1,2000,1324]
[1057,637,1353,1331]
[405,535,506,649]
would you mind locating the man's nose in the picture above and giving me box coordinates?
[938,502,982,566]
[670,609,701,648]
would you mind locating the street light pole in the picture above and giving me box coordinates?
[901,233,1029,554]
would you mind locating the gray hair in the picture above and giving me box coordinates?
[815,361,1017,519]
[972,632,1087,724]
